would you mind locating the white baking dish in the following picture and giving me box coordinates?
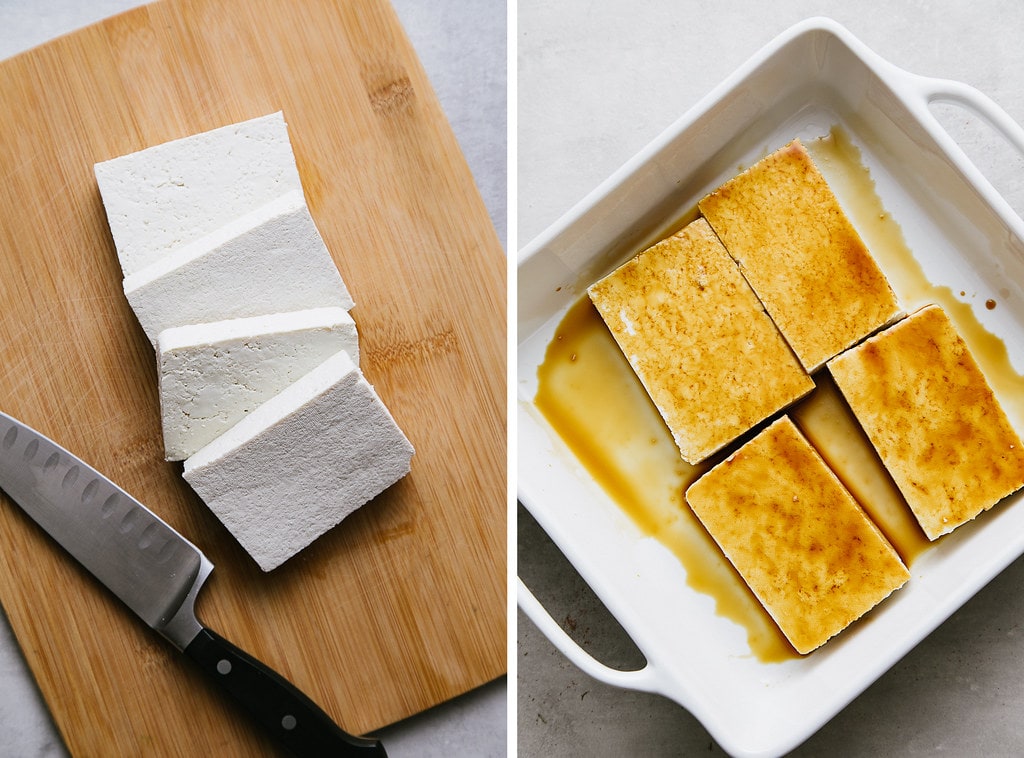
[517,16,1024,758]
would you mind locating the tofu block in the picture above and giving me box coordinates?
[95,112,303,277]
[587,218,814,464]
[157,307,360,461]
[685,416,910,654]
[828,304,1024,539]
[183,350,414,572]
[699,139,901,372]
[123,190,354,346]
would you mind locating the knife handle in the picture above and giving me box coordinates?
[184,626,387,757]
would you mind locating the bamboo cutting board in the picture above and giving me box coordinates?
[0,0,506,755]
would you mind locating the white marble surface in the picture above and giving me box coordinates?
[0,1,506,756]
[518,1,1024,756]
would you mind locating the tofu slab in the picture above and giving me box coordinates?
[95,112,303,277]
[587,218,814,464]
[685,416,910,654]
[828,304,1024,539]
[699,139,901,372]
[183,350,414,572]
[157,307,359,461]
[123,190,354,345]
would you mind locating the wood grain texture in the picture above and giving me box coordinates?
[0,0,506,755]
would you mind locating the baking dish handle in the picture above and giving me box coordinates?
[912,73,1024,152]
[517,577,663,692]
[882,65,1024,200]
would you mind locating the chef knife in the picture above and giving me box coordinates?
[0,410,386,757]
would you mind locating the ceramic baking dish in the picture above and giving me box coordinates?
[517,17,1024,758]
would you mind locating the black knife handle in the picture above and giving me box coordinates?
[184,626,387,757]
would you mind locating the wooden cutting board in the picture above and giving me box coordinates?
[0,0,506,755]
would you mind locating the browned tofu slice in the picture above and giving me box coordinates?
[698,139,901,372]
[685,416,910,654]
[588,218,814,465]
[828,304,1024,540]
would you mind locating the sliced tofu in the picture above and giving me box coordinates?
[828,304,1024,539]
[183,350,414,572]
[157,307,359,461]
[699,139,902,372]
[95,111,303,278]
[123,190,354,346]
[685,416,910,654]
[587,217,814,465]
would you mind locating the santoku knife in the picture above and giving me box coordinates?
[0,410,386,757]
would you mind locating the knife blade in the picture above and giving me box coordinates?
[0,410,386,757]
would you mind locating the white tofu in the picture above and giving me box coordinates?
[95,112,303,277]
[182,350,415,572]
[156,307,360,461]
[123,190,354,345]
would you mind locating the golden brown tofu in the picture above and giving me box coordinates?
[698,139,901,372]
[588,218,814,465]
[685,416,910,654]
[828,304,1024,540]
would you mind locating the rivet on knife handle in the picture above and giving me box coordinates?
[0,411,385,756]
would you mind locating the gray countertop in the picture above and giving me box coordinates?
[518,1,1024,756]
[0,1,506,756]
